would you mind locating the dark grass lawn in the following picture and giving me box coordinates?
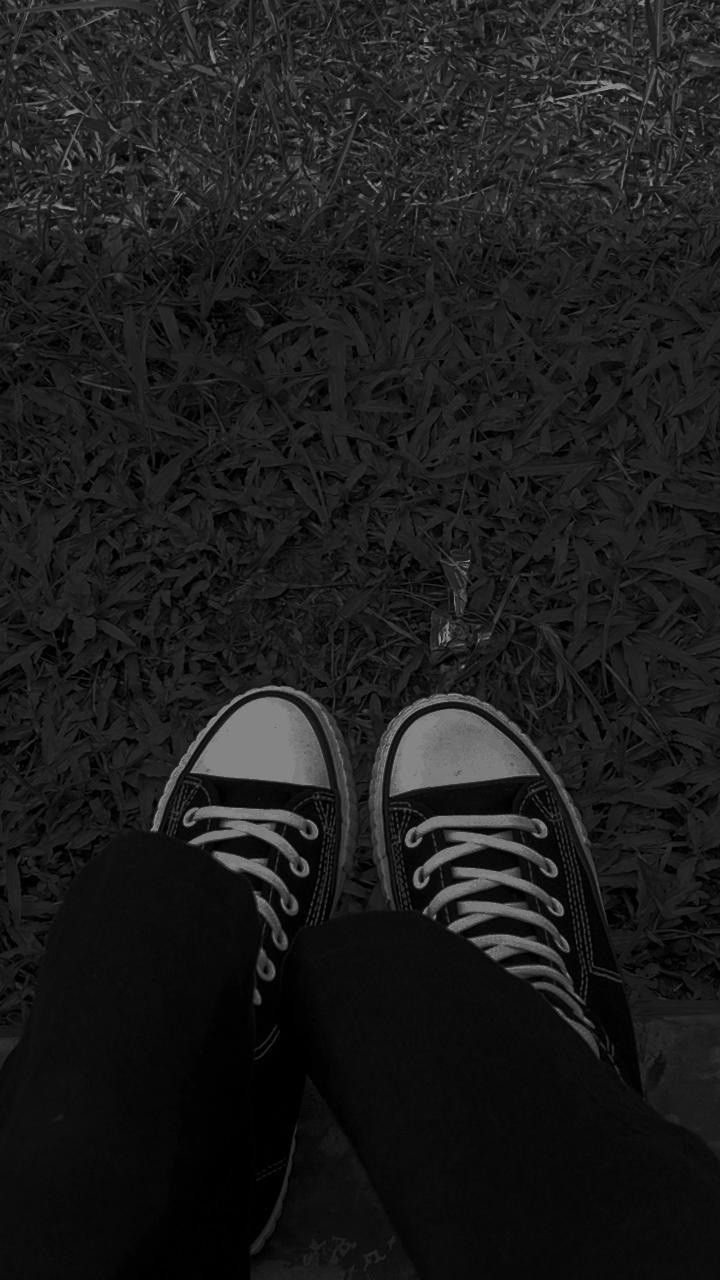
[1,0,720,1026]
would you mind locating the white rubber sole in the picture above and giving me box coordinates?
[249,1126,298,1256]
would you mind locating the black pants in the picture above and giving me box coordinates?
[2,833,720,1280]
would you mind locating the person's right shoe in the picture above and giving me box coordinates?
[369,693,645,1099]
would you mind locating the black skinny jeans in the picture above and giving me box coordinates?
[1,832,720,1279]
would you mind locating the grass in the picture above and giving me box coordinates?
[1,0,720,1028]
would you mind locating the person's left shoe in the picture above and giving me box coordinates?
[150,684,358,1256]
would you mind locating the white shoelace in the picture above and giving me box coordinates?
[183,804,315,1006]
[182,802,602,1058]
[407,812,602,1061]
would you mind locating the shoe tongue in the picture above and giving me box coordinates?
[412,775,549,960]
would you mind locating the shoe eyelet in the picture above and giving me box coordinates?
[183,808,198,828]
[543,858,559,878]
[533,819,548,839]
[558,935,571,954]
[301,820,318,839]
[406,827,421,848]
[548,897,564,917]
[283,896,299,916]
[292,857,310,877]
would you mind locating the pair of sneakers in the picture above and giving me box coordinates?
[151,684,644,1257]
